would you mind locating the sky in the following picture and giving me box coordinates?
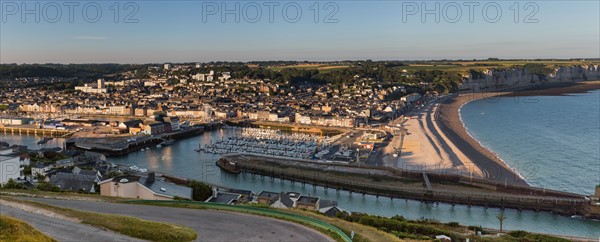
[0,0,599,63]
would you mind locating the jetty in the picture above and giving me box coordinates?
[217,153,600,219]
[67,126,204,156]
[0,126,71,137]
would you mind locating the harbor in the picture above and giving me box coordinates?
[197,127,341,159]
[1,130,600,238]
[65,125,204,156]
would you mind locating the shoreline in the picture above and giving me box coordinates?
[437,81,600,186]
[455,98,529,184]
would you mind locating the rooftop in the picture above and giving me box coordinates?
[297,195,319,204]
[0,155,19,162]
[140,176,192,199]
[207,192,241,204]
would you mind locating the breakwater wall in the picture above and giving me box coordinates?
[217,155,600,219]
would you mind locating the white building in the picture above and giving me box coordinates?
[192,74,206,81]
[164,63,172,70]
[401,93,421,103]
[74,79,108,93]
[97,78,105,89]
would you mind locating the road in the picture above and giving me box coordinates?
[1,205,143,242]
[19,197,335,242]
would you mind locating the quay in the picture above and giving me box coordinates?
[217,154,600,219]
[228,120,349,135]
[0,126,72,137]
[66,126,204,156]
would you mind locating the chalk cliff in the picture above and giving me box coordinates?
[460,65,600,91]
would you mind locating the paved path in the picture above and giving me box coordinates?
[1,205,143,242]
[22,197,334,242]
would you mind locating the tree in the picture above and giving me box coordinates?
[188,180,212,201]
[3,178,18,189]
[36,182,60,192]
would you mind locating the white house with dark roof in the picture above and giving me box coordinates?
[99,173,192,200]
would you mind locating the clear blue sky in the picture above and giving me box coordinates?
[1,0,598,63]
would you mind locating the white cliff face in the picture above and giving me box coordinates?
[549,65,600,81]
[460,65,600,91]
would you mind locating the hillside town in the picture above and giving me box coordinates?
[0,63,427,128]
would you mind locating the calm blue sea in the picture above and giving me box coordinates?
[460,90,600,195]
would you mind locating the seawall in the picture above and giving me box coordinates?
[217,154,600,219]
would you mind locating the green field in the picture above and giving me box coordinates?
[395,60,600,74]
[267,64,350,73]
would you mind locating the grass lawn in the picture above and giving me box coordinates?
[0,215,55,242]
[0,189,128,202]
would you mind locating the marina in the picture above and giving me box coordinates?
[197,127,342,159]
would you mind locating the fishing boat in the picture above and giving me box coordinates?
[160,138,174,146]
[37,137,53,145]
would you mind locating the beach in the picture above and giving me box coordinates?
[435,80,600,186]
[500,80,600,97]
[385,100,484,178]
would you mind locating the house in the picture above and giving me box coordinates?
[31,162,52,177]
[435,235,452,242]
[48,171,97,192]
[163,117,180,131]
[271,192,295,209]
[319,206,346,217]
[118,120,143,132]
[142,122,171,135]
[0,154,22,184]
[256,191,295,209]
[226,189,254,203]
[205,190,241,204]
[295,195,320,210]
[99,173,192,200]
[257,191,280,205]
[54,158,75,168]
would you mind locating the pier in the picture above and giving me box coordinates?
[217,154,600,219]
[0,126,71,137]
[66,126,204,156]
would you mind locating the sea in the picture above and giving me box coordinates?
[460,89,600,195]
[1,90,599,238]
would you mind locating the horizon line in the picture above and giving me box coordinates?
[2,57,600,65]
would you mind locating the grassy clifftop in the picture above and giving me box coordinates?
[0,215,55,242]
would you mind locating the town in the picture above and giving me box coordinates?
[2,60,600,242]
[0,62,427,128]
